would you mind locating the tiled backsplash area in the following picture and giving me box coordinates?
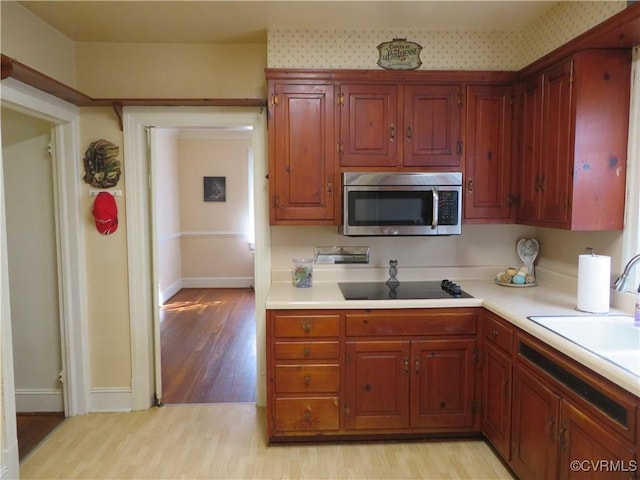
[268,2,625,70]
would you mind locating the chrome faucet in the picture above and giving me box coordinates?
[612,253,640,292]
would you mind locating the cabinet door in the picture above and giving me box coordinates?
[345,340,410,429]
[481,342,512,460]
[270,83,336,222]
[464,85,513,222]
[559,401,637,480]
[411,339,476,429]
[403,85,461,167]
[339,84,399,167]
[517,75,543,224]
[511,364,561,480]
[539,59,573,226]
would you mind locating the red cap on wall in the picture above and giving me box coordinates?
[92,192,118,235]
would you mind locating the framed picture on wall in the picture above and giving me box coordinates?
[203,176,226,202]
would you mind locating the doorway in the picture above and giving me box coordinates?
[1,107,65,459]
[123,107,269,411]
[151,127,257,404]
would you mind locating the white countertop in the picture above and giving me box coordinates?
[266,279,640,397]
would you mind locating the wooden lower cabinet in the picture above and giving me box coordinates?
[344,338,477,431]
[268,306,640,477]
[411,339,477,429]
[267,310,342,439]
[344,340,410,429]
[559,400,637,480]
[511,363,561,479]
[267,308,480,440]
[482,341,512,460]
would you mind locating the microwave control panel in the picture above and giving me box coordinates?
[438,191,459,225]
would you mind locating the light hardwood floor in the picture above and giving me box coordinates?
[20,403,515,479]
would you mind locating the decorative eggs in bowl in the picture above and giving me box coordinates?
[495,266,536,287]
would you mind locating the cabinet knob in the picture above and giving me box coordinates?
[303,411,311,422]
[304,375,311,386]
[302,322,312,333]
[492,330,499,338]
[303,347,311,357]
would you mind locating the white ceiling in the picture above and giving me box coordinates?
[19,1,559,44]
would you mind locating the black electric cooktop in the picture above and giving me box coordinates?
[338,280,473,300]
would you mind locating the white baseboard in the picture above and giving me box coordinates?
[15,388,64,413]
[1,442,18,480]
[89,387,132,413]
[160,279,183,304]
[182,276,254,289]
[161,277,254,303]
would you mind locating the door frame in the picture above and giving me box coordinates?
[122,107,270,410]
[1,78,90,478]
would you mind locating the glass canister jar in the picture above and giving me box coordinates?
[292,258,313,288]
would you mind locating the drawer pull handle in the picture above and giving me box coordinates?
[303,411,311,422]
[303,347,311,357]
[492,330,499,338]
[364,384,372,391]
[304,376,311,385]
[302,322,312,333]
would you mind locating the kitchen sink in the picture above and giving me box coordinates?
[528,315,640,377]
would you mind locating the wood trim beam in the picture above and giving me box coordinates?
[1,54,93,105]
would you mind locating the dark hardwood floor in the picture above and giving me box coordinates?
[160,287,256,404]
[17,412,65,461]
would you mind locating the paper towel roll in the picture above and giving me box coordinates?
[577,254,611,313]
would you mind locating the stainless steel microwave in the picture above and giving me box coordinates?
[342,172,462,236]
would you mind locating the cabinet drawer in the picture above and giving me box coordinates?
[274,397,340,432]
[274,341,340,360]
[484,314,513,354]
[275,365,339,393]
[345,310,477,337]
[273,314,340,338]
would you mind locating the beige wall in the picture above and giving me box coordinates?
[154,129,182,301]
[1,107,62,410]
[177,135,254,285]
[0,1,77,87]
[80,108,131,388]
[76,43,267,98]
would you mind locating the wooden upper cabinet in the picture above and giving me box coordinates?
[339,84,399,167]
[516,49,631,230]
[517,75,543,224]
[338,83,462,168]
[539,59,573,226]
[268,82,337,224]
[464,85,513,222]
[403,85,462,168]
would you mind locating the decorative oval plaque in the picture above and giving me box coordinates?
[377,38,423,70]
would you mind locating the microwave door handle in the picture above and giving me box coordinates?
[431,188,438,230]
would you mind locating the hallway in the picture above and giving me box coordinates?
[160,288,256,404]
